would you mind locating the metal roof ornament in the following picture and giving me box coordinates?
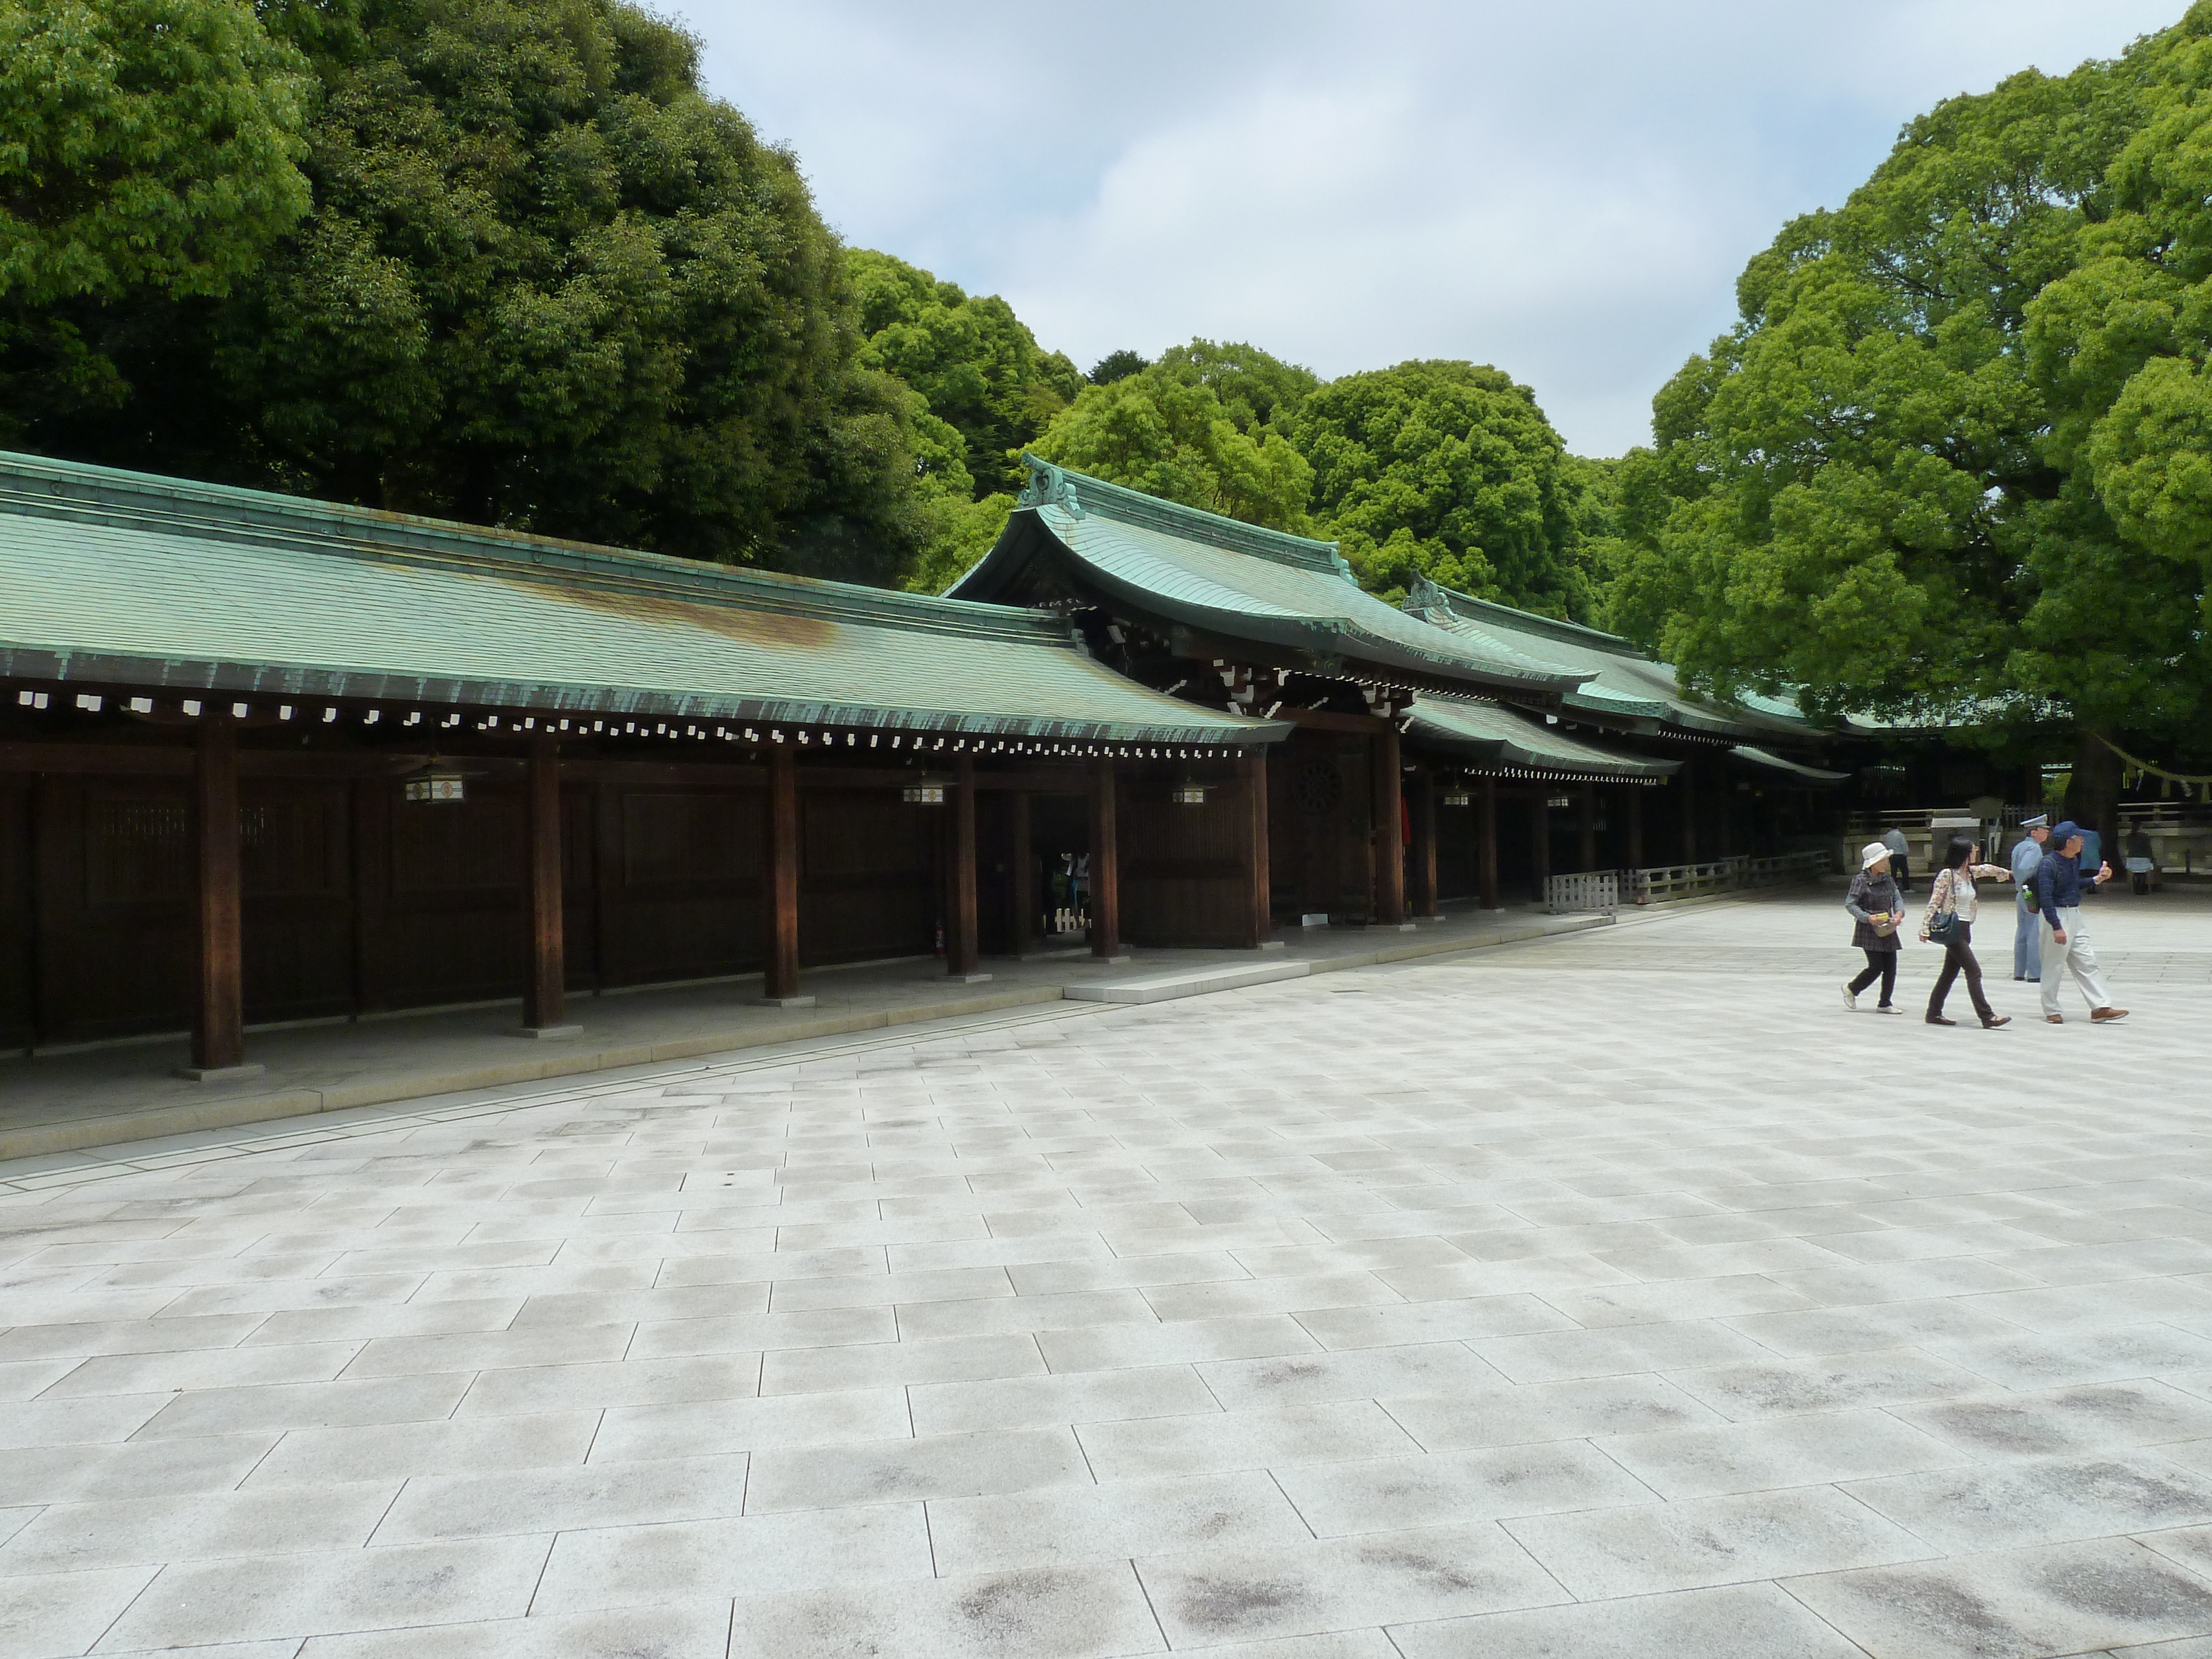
[1019,457,1084,518]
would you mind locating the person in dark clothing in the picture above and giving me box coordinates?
[1843,841,1907,1013]
[1918,837,2013,1028]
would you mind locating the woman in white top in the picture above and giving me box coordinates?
[1919,837,2014,1027]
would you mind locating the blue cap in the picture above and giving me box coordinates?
[2050,820,2081,844]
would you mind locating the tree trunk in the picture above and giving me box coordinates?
[2064,727,2122,847]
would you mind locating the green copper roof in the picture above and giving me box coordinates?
[1406,696,1681,782]
[948,460,1590,698]
[0,451,1283,747]
[1402,578,1818,740]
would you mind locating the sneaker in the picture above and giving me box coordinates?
[2091,1006,2130,1024]
[1875,1004,1903,1015]
[1840,984,1857,1011]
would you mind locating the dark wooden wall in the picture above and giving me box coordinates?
[1120,767,1251,949]
[1266,731,1374,922]
[0,769,945,1048]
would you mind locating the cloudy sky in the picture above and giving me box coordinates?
[685,1,2182,456]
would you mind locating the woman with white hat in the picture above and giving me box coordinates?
[1843,841,1907,1013]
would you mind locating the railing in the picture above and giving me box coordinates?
[1625,849,1832,905]
[1545,872,1619,916]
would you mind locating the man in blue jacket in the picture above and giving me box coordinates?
[2011,815,2049,981]
[2037,821,2126,1024]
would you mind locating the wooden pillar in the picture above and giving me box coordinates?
[521,734,571,1033]
[1531,792,1552,899]
[764,745,803,1003]
[1577,782,1597,874]
[1409,765,1438,919]
[187,719,249,1075]
[1239,749,1272,947]
[946,755,981,977]
[1088,755,1121,959]
[1371,726,1405,926]
[1626,784,1645,872]
[1478,777,1500,910]
[1679,761,1698,864]
[1008,791,1034,958]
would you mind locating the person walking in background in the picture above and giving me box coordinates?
[2037,821,2127,1025]
[1843,841,1907,1013]
[2011,814,2049,981]
[1920,837,2013,1028]
[1883,825,1912,894]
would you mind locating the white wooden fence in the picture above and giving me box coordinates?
[1622,849,1832,906]
[1544,872,1620,916]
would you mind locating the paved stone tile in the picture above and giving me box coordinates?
[4,893,2210,1652]
[926,1470,1311,1577]
[531,1503,932,1612]
[1785,1537,2212,1658]
[1135,1522,1566,1646]
[722,1562,1162,1657]
[293,1603,736,1657]
[1844,1452,2212,1552]
[0,1564,161,1656]
[1390,1580,1868,1657]
[742,1427,1091,1512]
[1503,1484,1934,1597]
[99,1536,552,1648]
[1272,1441,1654,1535]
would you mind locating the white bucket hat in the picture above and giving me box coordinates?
[1860,841,1891,869]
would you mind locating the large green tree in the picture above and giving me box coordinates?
[847,248,1081,499]
[1286,361,1594,618]
[1609,6,2212,826]
[19,0,933,582]
[0,0,312,433]
[1027,343,1316,531]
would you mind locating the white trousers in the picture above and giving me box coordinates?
[2039,907,2112,1015]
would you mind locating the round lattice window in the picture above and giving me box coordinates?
[1293,760,1342,816]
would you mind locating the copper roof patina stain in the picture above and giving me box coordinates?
[504,572,842,651]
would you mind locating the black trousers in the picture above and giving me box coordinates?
[1928,920,1994,1020]
[1850,948,1897,1004]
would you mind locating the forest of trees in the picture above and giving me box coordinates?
[4,0,2208,767]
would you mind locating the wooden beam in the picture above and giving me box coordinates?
[1531,791,1551,898]
[1278,707,1390,734]
[1371,726,1405,926]
[522,734,567,1032]
[1626,784,1645,870]
[764,746,801,1001]
[1478,777,1500,911]
[1410,765,1438,919]
[947,755,979,977]
[1577,782,1597,874]
[1088,755,1121,959]
[1679,761,1698,864]
[1008,791,1034,958]
[1240,750,1272,946]
[189,719,248,1074]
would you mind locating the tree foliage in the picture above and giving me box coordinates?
[1608,3,2212,779]
[1027,343,1316,531]
[13,0,940,583]
[1284,361,1592,617]
[847,248,1081,499]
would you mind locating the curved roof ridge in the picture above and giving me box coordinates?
[0,448,1065,648]
[1018,455,1349,578]
[1405,577,1647,657]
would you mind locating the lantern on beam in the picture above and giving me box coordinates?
[902,775,948,805]
[1170,782,1207,806]
[1441,786,1472,807]
[401,758,471,803]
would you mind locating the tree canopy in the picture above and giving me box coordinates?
[1607,2,2212,815]
[10,0,942,584]
[847,248,1081,499]
[1285,361,1593,617]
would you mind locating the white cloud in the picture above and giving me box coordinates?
[684,0,2187,453]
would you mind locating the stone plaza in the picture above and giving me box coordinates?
[4,887,2211,1659]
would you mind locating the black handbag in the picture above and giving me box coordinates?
[1926,870,1961,943]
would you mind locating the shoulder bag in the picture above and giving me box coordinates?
[1926,870,1961,943]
